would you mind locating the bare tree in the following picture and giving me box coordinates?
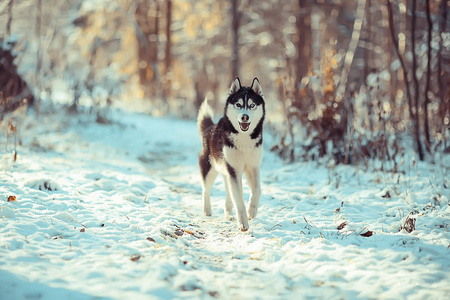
[386,0,413,120]
[363,0,371,84]
[424,0,432,152]
[294,0,311,110]
[437,0,449,131]
[5,0,13,36]
[165,0,172,76]
[410,0,424,160]
[135,0,159,97]
[34,0,42,113]
[334,0,366,104]
[161,0,172,102]
[231,0,240,79]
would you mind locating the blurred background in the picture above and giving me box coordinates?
[1,0,449,164]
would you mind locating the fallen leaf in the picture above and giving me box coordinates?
[80,228,85,232]
[146,237,156,243]
[314,281,325,287]
[7,196,16,202]
[9,122,16,133]
[130,254,141,262]
[360,230,373,237]
[337,222,347,230]
[208,291,219,298]
[402,212,416,233]
[174,228,184,236]
[382,191,391,198]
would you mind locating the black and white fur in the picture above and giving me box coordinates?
[197,77,265,231]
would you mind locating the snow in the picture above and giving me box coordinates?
[1,109,449,299]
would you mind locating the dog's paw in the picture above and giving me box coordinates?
[225,212,234,221]
[247,205,258,220]
[239,222,249,232]
[238,216,249,232]
[203,209,212,217]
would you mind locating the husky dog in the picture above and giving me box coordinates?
[197,77,265,231]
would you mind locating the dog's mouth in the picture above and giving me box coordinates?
[239,122,250,132]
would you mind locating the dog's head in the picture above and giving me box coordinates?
[225,77,265,133]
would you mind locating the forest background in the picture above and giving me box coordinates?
[1,0,449,165]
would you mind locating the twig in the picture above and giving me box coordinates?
[275,203,294,213]
[269,224,282,231]
[355,139,400,195]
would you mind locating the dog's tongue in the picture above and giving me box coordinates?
[240,122,250,131]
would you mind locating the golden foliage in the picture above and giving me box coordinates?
[174,1,222,39]
[321,49,336,99]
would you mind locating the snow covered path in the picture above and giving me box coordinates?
[1,111,449,299]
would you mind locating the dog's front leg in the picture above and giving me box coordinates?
[226,172,249,231]
[245,166,261,220]
[223,175,234,220]
[201,167,218,216]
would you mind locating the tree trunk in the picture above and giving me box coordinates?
[437,0,449,129]
[363,0,371,85]
[35,0,42,111]
[424,0,432,152]
[334,0,366,104]
[231,0,240,79]
[295,0,311,109]
[163,0,172,100]
[6,0,14,36]
[386,0,413,120]
[165,0,172,75]
[410,0,424,161]
[135,0,158,96]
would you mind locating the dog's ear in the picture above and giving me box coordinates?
[229,77,241,95]
[251,77,264,97]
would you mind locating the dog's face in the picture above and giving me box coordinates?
[225,77,265,133]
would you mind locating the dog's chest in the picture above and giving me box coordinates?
[228,132,260,152]
[222,133,262,169]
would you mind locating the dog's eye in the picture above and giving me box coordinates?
[235,103,242,108]
[249,103,256,109]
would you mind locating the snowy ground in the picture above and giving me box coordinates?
[1,109,449,299]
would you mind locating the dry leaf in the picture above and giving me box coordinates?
[9,122,16,133]
[382,191,391,199]
[7,195,16,202]
[146,237,156,243]
[80,228,85,232]
[130,254,141,262]
[337,222,347,230]
[360,230,373,237]
[402,212,416,233]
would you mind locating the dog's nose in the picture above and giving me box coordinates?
[241,114,249,122]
